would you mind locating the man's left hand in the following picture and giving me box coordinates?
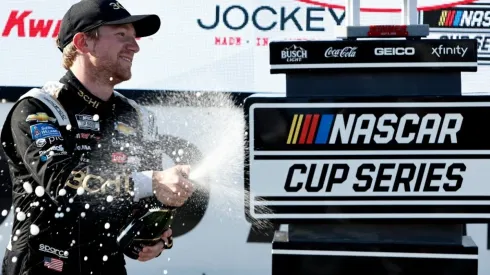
[138,229,173,262]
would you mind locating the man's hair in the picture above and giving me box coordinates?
[56,28,99,70]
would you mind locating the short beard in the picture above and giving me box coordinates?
[89,46,131,87]
[90,61,131,86]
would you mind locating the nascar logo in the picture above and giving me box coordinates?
[437,9,490,27]
[286,112,463,145]
[287,114,330,145]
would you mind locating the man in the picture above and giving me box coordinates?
[0,0,193,274]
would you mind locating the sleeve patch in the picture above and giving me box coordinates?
[30,123,62,140]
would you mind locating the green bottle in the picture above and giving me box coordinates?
[117,202,176,259]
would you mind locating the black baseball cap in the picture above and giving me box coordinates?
[57,0,161,51]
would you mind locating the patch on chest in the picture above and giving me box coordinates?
[75,114,100,131]
[111,152,128,163]
[114,121,136,136]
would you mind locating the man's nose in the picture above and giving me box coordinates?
[127,38,140,53]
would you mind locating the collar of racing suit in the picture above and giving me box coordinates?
[58,70,117,115]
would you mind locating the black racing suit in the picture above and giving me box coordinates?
[0,70,161,275]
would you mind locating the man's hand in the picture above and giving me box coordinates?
[153,165,194,207]
[138,229,173,262]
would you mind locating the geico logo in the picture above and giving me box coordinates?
[374,47,415,56]
[65,171,131,194]
[39,244,68,258]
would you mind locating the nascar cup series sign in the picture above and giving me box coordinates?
[244,97,490,223]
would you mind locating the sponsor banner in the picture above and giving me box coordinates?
[269,39,478,72]
[439,33,490,64]
[420,1,490,65]
[0,0,347,93]
[0,0,488,94]
[245,97,490,222]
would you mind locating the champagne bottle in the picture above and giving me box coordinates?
[117,205,176,259]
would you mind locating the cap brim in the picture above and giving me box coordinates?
[104,14,161,38]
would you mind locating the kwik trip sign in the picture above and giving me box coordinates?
[270,39,478,72]
[245,97,490,222]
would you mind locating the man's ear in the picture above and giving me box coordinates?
[72,33,91,54]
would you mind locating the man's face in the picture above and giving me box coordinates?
[87,24,140,84]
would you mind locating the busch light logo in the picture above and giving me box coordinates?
[281,45,307,63]
[324,46,358,58]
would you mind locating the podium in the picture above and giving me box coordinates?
[243,1,487,274]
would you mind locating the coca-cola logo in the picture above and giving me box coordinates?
[324,46,358,58]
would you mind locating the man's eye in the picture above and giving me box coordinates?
[117,32,125,36]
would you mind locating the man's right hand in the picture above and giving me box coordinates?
[152,165,194,207]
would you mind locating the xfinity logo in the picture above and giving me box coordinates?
[431,45,468,58]
[374,47,415,56]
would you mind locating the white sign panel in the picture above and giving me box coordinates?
[251,159,487,197]
[247,100,490,221]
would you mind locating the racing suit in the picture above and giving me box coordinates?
[0,70,160,275]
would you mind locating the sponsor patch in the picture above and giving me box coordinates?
[39,145,65,156]
[35,139,47,147]
[76,133,91,139]
[40,152,68,162]
[46,136,64,144]
[112,152,127,163]
[39,244,68,259]
[26,112,56,123]
[30,123,61,140]
[76,133,100,140]
[75,145,91,151]
[114,121,136,136]
[75,114,100,131]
